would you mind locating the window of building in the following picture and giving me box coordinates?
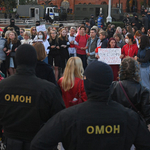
[76,7,80,10]
[83,8,87,11]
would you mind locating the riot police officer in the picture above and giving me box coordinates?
[3,18,20,36]
[31,61,150,150]
[0,44,65,150]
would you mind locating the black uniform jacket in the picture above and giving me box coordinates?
[110,80,150,124]
[0,66,65,141]
[31,97,150,150]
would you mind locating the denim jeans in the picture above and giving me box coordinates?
[77,54,87,70]
[140,65,150,91]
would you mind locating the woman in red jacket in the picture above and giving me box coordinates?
[120,34,138,59]
[58,57,87,108]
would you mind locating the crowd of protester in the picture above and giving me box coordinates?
[0,11,150,149]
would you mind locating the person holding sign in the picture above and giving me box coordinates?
[95,37,120,81]
[107,38,120,81]
[120,34,138,59]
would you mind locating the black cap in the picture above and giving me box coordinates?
[15,44,37,68]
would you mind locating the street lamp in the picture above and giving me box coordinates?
[106,0,112,22]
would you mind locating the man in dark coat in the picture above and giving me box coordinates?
[0,44,65,150]
[123,13,131,27]
[30,61,150,150]
[131,13,142,30]
[89,14,95,28]
[3,18,20,36]
[142,13,148,31]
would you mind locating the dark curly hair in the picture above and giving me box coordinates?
[119,57,140,82]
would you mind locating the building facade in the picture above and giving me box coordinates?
[37,0,150,13]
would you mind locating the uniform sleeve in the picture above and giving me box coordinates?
[134,118,150,149]
[30,112,63,150]
[40,85,65,122]
[48,86,65,117]
[140,87,150,124]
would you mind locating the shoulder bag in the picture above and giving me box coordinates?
[119,81,146,124]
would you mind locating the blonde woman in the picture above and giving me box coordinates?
[21,31,32,45]
[58,57,87,108]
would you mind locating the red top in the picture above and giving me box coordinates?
[75,34,90,55]
[58,77,87,108]
[121,44,138,58]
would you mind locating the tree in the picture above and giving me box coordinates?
[0,0,16,13]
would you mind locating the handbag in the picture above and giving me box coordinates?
[119,81,146,124]
[69,79,83,106]
[10,51,16,57]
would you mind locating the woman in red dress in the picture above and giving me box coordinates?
[58,57,87,108]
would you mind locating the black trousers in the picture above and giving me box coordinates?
[5,138,30,150]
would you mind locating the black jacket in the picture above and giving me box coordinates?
[31,97,150,150]
[131,17,142,30]
[142,16,148,30]
[110,80,150,124]
[35,60,56,85]
[89,18,95,28]
[0,66,65,141]
[4,40,21,69]
[101,38,108,48]
[48,38,59,55]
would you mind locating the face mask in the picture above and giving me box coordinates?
[38,35,43,39]
[125,39,129,44]
[10,22,15,26]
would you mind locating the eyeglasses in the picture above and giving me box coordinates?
[20,32,24,33]
[32,29,36,31]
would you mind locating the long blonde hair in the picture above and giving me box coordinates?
[61,57,84,91]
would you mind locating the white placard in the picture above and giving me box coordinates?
[36,24,46,32]
[98,48,121,65]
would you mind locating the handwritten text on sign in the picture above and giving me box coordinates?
[98,48,121,65]
[36,24,46,32]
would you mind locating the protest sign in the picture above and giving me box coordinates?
[36,24,46,32]
[98,48,121,65]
